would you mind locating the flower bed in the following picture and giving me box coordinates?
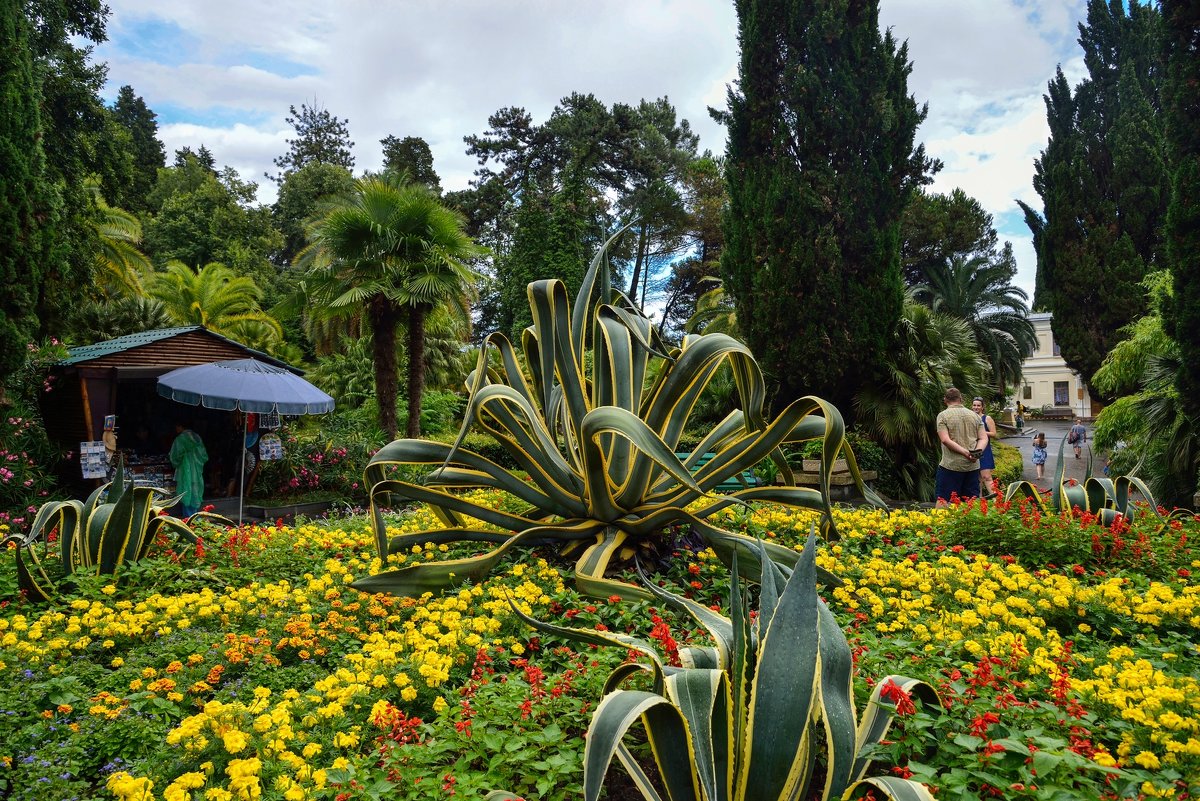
[1,493,1198,800]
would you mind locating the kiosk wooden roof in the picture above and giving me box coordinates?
[45,326,300,444]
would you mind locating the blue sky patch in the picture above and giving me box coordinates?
[996,208,1033,239]
[153,102,270,128]
[111,17,200,67]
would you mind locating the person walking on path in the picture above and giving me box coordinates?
[971,397,999,497]
[1069,418,1088,460]
[1031,432,1048,480]
[935,387,988,505]
[170,422,208,518]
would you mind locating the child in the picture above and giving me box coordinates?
[1031,432,1048,480]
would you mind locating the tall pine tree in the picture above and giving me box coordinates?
[269,102,354,184]
[720,0,934,415]
[1162,0,1200,425]
[111,85,166,213]
[1019,0,1167,391]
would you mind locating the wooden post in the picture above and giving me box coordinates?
[80,378,94,441]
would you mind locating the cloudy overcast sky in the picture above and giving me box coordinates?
[94,0,1090,297]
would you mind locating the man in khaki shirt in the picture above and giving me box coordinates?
[935,387,987,505]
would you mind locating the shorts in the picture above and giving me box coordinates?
[936,466,981,503]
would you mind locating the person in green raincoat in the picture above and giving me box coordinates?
[170,422,208,517]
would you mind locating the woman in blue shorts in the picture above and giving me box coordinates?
[971,398,998,496]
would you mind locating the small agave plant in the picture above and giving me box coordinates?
[351,228,880,599]
[1004,435,1178,527]
[2,457,227,601]
[512,534,941,801]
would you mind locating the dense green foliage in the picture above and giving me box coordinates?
[459,95,700,342]
[0,2,47,380]
[720,0,935,416]
[1161,0,1200,429]
[380,134,441,192]
[1091,273,1198,507]
[1020,0,1167,390]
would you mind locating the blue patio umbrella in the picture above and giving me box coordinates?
[157,359,335,523]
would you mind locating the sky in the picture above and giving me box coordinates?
[93,0,1091,299]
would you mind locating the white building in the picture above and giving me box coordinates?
[1014,312,1100,419]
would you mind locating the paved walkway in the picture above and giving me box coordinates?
[997,419,1098,490]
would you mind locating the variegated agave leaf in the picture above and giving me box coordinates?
[3,456,224,601]
[352,227,883,600]
[1004,434,1187,531]
[514,535,941,801]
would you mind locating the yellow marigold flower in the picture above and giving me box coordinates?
[111,657,125,668]
[432,696,448,714]
[332,731,359,748]
[223,730,249,754]
[1134,750,1161,769]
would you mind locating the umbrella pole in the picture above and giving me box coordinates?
[238,412,246,526]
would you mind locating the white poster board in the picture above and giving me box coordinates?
[80,440,108,479]
[258,433,283,461]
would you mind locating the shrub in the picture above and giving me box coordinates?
[992,441,1022,487]
[0,340,69,529]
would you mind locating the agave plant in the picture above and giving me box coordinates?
[1004,435,1177,527]
[351,229,880,599]
[2,458,228,601]
[513,535,941,801]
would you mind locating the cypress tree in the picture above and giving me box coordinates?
[720,0,934,415]
[0,4,48,380]
[1019,0,1167,391]
[1161,0,1200,423]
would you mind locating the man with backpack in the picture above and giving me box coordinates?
[1068,418,1088,460]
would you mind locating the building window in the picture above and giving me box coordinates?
[1023,385,1032,400]
[1053,381,1069,406]
[1053,340,1061,357]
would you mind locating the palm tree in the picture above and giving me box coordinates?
[855,295,989,499]
[86,180,153,298]
[295,173,480,439]
[147,261,284,346]
[914,254,1037,395]
[684,277,739,337]
[64,296,172,345]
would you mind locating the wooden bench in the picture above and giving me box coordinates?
[675,452,760,493]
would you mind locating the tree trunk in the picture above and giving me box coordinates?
[405,302,429,438]
[370,297,402,441]
[626,220,649,305]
